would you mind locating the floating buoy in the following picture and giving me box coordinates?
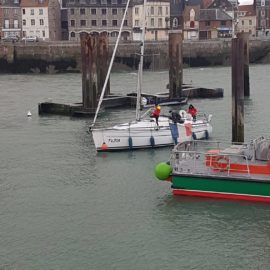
[128,136,133,149]
[154,162,172,181]
[101,142,108,151]
[27,111,32,117]
[150,136,155,147]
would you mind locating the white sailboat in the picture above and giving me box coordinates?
[90,0,212,151]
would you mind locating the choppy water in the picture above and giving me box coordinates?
[0,65,270,270]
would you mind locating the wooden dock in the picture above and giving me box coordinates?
[38,86,223,117]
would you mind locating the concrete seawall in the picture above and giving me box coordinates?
[1,39,270,73]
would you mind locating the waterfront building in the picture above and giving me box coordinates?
[21,0,61,40]
[170,0,184,29]
[182,4,200,40]
[199,8,232,39]
[255,0,270,36]
[238,4,256,37]
[65,0,133,42]
[132,0,170,41]
[0,0,21,39]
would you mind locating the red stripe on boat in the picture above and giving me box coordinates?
[173,189,270,203]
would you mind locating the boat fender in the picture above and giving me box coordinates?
[205,130,209,140]
[192,132,197,140]
[150,136,155,147]
[128,136,133,149]
[213,156,230,171]
[101,142,108,151]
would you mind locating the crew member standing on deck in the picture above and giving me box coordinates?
[151,104,161,128]
[187,104,197,121]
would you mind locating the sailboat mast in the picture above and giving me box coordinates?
[91,0,132,127]
[135,0,147,121]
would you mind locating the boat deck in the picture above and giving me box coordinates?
[170,140,270,182]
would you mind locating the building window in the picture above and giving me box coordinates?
[166,7,168,15]
[249,20,252,25]
[190,21,194,28]
[80,8,85,15]
[4,19,9,28]
[90,0,96,3]
[112,20,117,26]
[91,9,96,15]
[70,9,74,15]
[42,30,45,37]
[102,8,106,15]
[14,20,19,29]
[112,8,117,15]
[39,9,43,15]
[261,0,265,6]
[4,9,9,15]
[101,0,107,3]
[124,20,127,26]
[151,6,154,15]
[151,18,154,27]
[158,18,162,27]
[102,20,107,26]
[172,18,178,28]
[221,21,226,26]
[22,9,25,15]
[31,9,34,15]
[92,20,97,26]
[135,20,139,26]
[23,19,26,26]
[40,19,44,25]
[31,19,35,25]
[122,8,125,15]
[205,21,210,26]
[122,0,127,3]
[71,32,75,38]
[242,20,244,25]
[14,0,19,3]
[135,7,139,14]
[71,20,75,26]
[261,10,265,16]
[112,0,117,4]
[158,7,162,15]
[80,20,86,26]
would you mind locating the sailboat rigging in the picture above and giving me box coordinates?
[91,0,132,127]
[90,0,213,151]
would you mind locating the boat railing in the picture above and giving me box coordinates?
[170,149,251,178]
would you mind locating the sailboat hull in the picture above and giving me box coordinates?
[92,117,212,151]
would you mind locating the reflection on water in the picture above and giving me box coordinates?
[0,65,270,270]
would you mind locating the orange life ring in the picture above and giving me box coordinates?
[212,155,230,171]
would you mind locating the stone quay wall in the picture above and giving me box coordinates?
[0,39,270,73]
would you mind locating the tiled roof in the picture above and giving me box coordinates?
[20,0,49,7]
[200,8,233,20]
[238,5,256,16]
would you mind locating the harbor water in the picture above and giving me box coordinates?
[1,65,270,270]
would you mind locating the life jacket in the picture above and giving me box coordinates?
[152,106,161,117]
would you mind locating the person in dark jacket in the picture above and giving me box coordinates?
[169,110,184,124]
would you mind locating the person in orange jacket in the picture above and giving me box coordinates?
[151,103,161,127]
[187,104,197,121]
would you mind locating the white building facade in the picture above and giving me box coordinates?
[132,0,170,41]
[21,6,49,39]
